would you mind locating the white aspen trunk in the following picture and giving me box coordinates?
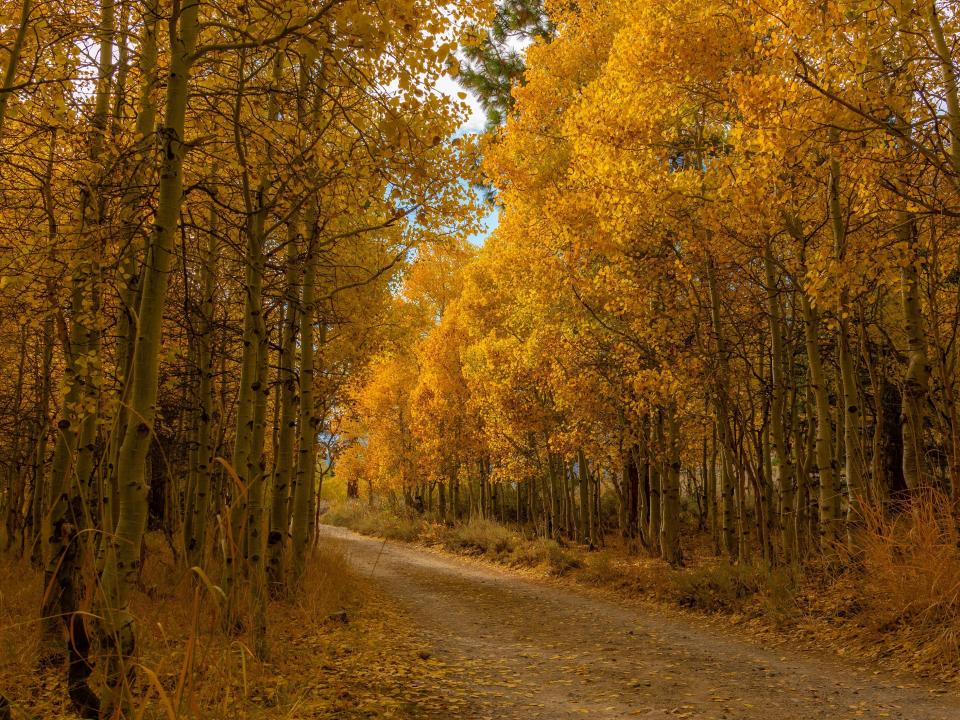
[97,1,200,712]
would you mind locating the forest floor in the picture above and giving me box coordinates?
[321,521,960,719]
[0,535,481,719]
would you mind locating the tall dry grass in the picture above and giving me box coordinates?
[0,534,366,719]
[860,491,960,667]
[0,553,41,712]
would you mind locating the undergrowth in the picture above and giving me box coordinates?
[444,518,516,558]
[326,502,582,575]
[0,532,465,719]
[326,502,424,543]
[857,492,960,671]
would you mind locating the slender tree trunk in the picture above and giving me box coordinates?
[800,290,842,551]
[581,449,596,546]
[898,213,931,492]
[268,223,302,594]
[29,318,54,566]
[290,215,319,586]
[185,217,218,568]
[764,241,797,562]
[761,417,775,562]
[438,478,447,521]
[707,427,720,556]
[97,2,200,712]
[247,325,270,658]
[708,260,737,559]
[39,3,117,711]
[108,0,159,522]
[647,421,662,557]
[828,141,868,547]
[4,327,27,552]
[0,0,32,134]
[225,51,280,623]
[626,446,639,540]
[578,453,588,544]
[927,3,960,180]
[660,409,682,566]
[720,441,736,560]
[734,434,749,562]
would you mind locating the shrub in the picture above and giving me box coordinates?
[545,542,582,576]
[672,561,764,613]
[582,551,619,586]
[438,528,579,575]
[353,511,423,542]
[324,499,367,530]
[670,559,799,618]
[510,538,549,567]
[382,516,425,543]
[325,500,424,542]
[445,518,516,558]
[759,565,800,626]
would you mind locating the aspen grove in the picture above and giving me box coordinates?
[0,0,485,715]
[5,0,960,717]
[343,1,960,573]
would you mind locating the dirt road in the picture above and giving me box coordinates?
[320,525,960,719]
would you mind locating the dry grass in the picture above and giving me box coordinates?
[509,537,582,575]
[0,533,468,719]
[857,492,960,671]
[0,553,41,707]
[324,503,584,576]
[444,518,516,558]
[325,501,424,543]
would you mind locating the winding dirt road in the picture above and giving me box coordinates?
[320,525,960,719]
